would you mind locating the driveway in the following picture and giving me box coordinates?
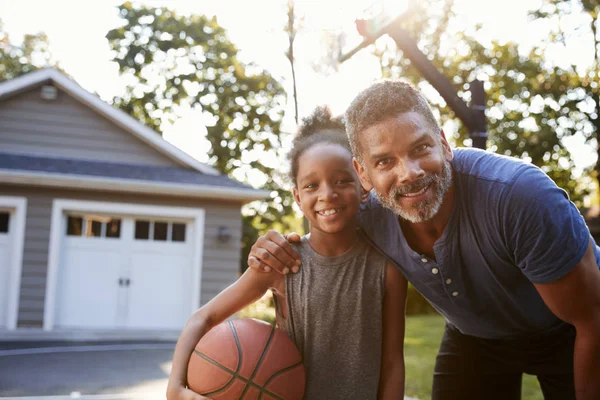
[0,341,420,400]
[0,341,175,399]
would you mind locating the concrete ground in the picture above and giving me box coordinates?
[0,341,174,399]
[0,341,419,400]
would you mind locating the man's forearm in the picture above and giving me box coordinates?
[574,328,600,400]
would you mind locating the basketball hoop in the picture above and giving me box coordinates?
[339,1,410,63]
[355,2,392,40]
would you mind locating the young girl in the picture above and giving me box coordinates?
[167,107,407,400]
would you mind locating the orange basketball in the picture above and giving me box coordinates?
[187,318,305,400]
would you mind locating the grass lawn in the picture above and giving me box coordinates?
[405,314,544,400]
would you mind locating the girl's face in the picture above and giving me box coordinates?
[293,143,362,237]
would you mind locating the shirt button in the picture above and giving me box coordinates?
[452,291,459,297]
[446,279,452,284]
[432,268,439,274]
[421,258,428,263]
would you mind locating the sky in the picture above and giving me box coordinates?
[0,0,596,178]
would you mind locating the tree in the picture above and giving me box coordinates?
[0,20,56,82]
[106,3,294,271]
[530,0,599,190]
[371,0,590,205]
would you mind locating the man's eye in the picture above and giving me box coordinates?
[376,159,391,167]
[336,179,352,184]
[415,144,430,153]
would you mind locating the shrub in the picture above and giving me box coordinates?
[237,292,277,325]
[406,284,439,315]
[239,283,438,323]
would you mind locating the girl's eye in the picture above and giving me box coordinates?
[304,183,317,189]
[336,179,352,184]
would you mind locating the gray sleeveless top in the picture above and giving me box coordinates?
[274,234,386,400]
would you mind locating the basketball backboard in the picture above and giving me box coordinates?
[338,0,411,63]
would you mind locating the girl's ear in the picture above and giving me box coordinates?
[292,187,301,206]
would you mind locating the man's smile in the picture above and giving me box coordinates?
[398,183,432,198]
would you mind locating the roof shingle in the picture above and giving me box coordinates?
[0,152,256,191]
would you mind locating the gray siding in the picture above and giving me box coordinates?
[0,86,180,167]
[0,185,242,328]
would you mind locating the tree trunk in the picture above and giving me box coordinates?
[286,0,299,125]
[285,0,308,234]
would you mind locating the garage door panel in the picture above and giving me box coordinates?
[127,252,191,330]
[56,211,199,331]
[57,248,122,328]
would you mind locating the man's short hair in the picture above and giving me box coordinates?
[344,80,440,163]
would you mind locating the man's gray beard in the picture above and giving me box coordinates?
[374,160,453,223]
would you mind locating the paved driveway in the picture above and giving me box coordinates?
[0,342,420,400]
[0,341,175,399]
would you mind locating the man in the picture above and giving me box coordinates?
[248,80,600,400]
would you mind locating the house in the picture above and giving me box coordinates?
[0,68,267,340]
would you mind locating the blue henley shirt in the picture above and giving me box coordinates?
[358,148,599,339]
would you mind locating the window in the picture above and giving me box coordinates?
[86,218,102,237]
[154,222,168,241]
[67,216,83,236]
[0,212,10,233]
[135,220,150,240]
[172,223,186,242]
[134,220,187,242]
[106,219,121,238]
[66,215,121,239]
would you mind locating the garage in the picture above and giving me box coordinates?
[45,199,205,332]
[0,69,267,337]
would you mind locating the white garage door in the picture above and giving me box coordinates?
[55,214,195,330]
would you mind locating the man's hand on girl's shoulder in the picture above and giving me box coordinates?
[247,230,302,274]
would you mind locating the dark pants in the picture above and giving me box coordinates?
[432,322,576,400]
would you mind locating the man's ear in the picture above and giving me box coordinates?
[353,157,373,192]
[439,129,454,162]
[292,186,301,207]
[360,187,370,204]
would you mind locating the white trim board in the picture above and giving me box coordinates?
[0,169,269,203]
[0,196,27,331]
[43,199,205,331]
[0,68,218,175]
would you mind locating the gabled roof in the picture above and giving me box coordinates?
[0,68,218,175]
[0,152,269,202]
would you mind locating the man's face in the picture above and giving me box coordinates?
[353,111,453,223]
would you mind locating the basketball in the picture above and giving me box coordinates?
[187,318,305,400]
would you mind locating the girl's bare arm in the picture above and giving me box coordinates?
[378,262,408,400]
[167,268,281,400]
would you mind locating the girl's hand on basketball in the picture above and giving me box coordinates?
[248,230,302,274]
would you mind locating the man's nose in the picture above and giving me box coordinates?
[396,159,425,184]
